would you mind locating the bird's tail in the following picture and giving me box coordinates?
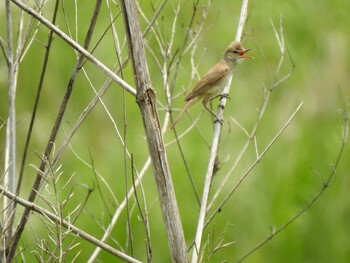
[170,98,197,129]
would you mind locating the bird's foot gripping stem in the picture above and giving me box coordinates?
[214,118,224,125]
[220,93,230,100]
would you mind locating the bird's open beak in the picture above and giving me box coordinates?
[240,49,254,59]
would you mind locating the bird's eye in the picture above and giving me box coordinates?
[232,49,239,54]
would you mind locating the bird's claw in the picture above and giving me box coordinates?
[214,118,224,125]
[220,93,231,100]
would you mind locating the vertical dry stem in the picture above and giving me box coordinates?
[3,0,18,255]
[120,1,188,262]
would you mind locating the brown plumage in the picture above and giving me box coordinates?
[170,41,252,129]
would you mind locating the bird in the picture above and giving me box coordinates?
[170,41,253,129]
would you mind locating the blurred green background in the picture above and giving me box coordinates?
[0,0,349,262]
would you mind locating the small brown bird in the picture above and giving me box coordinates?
[170,41,253,129]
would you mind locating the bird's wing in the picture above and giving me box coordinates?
[185,60,229,101]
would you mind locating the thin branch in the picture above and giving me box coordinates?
[0,36,9,63]
[123,64,134,256]
[142,0,167,37]
[88,151,115,216]
[130,154,152,263]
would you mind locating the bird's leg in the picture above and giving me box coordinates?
[203,103,218,118]
[202,99,223,125]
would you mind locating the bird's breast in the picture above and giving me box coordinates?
[214,70,234,91]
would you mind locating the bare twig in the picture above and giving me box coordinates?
[142,0,167,37]
[123,67,134,257]
[130,154,152,263]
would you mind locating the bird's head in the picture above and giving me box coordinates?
[224,41,254,64]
